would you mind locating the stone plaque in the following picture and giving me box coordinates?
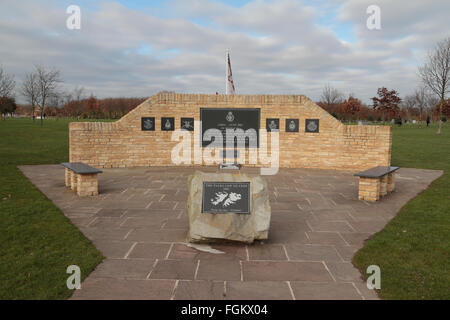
[305,119,319,133]
[200,108,260,148]
[285,119,299,132]
[266,118,279,131]
[202,182,250,214]
[141,117,155,131]
[181,117,194,131]
[161,117,174,131]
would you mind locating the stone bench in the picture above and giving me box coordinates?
[61,162,102,196]
[354,166,399,202]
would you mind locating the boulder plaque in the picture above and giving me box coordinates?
[187,171,271,243]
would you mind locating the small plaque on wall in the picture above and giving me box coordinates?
[266,118,279,131]
[305,119,319,133]
[141,117,155,131]
[285,119,299,132]
[161,117,175,131]
[181,118,194,131]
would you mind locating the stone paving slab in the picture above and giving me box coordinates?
[18,165,443,300]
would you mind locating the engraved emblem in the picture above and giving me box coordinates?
[269,120,277,130]
[226,111,234,122]
[182,120,193,129]
[165,119,172,129]
[143,119,153,130]
[307,120,318,132]
[289,120,296,131]
[211,192,242,207]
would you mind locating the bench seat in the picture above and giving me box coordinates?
[354,166,399,201]
[61,162,102,196]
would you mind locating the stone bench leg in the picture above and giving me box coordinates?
[380,175,388,197]
[387,172,396,193]
[70,170,77,192]
[76,173,99,196]
[358,177,380,201]
[65,168,72,188]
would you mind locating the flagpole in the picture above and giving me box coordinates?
[225,49,229,95]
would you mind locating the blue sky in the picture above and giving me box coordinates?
[1,0,449,102]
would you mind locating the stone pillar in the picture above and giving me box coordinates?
[358,177,380,202]
[77,173,99,196]
[387,172,396,193]
[65,168,72,187]
[380,175,388,197]
[70,171,78,192]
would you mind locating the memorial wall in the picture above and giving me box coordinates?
[69,92,392,171]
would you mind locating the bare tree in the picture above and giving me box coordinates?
[21,72,39,121]
[0,66,15,98]
[320,84,344,106]
[73,86,85,101]
[35,65,61,126]
[427,95,440,119]
[413,87,428,126]
[402,94,417,117]
[48,91,64,108]
[419,37,450,134]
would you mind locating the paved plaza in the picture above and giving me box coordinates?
[19,165,442,300]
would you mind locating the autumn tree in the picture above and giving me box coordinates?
[419,37,450,134]
[371,87,402,122]
[0,96,17,119]
[86,95,99,118]
[340,96,362,120]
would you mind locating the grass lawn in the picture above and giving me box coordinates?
[0,118,105,299]
[353,124,450,299]
[0,118,448,299]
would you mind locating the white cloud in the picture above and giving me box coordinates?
[0,0,449,104]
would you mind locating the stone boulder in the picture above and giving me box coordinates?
[187,171,271,243]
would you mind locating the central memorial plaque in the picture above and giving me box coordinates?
[200,108,260,148]
[202,181,250,214]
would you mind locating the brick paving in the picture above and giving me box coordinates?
[19,165,442,300]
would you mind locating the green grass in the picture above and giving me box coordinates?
[0,118,105,299]
[353,124,450,300]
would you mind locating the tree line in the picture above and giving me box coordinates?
[318,84,448,124]
[317,37,450,133]
[0,64,147,122]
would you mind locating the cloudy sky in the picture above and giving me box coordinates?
[1,0,449,103]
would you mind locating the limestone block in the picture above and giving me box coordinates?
[380,175,388,197]
[187,171,271,243]
[358,177,380,202]
[387,173,395,193]
[70,171,77,191]
[65,168,72,188]
[76,173,99,196]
